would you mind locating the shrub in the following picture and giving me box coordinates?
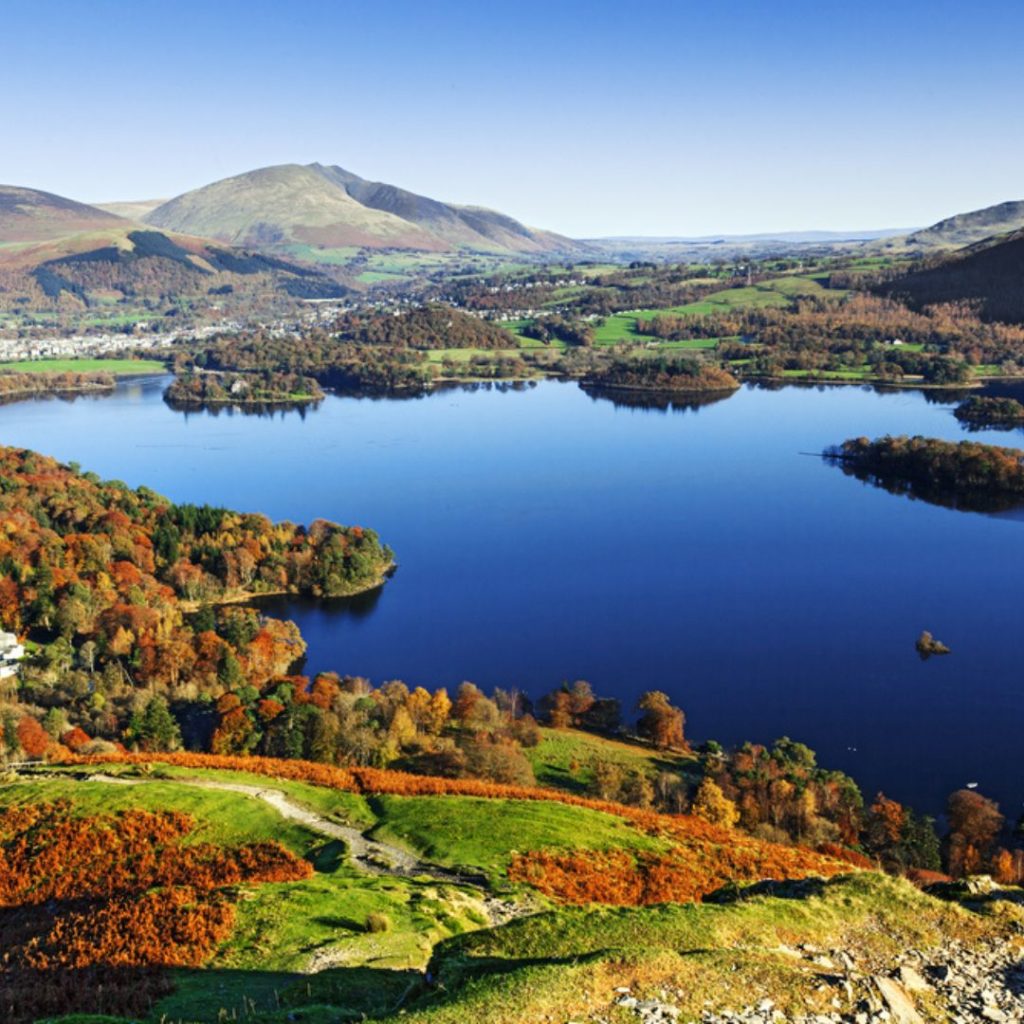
[364,911,391,933]
[0,801,311,1023]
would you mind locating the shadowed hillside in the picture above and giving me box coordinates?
[879,229,1024,323]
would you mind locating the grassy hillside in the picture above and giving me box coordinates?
[145,164,440,251]
[6,756,1017,1024]
[526,726,698,792]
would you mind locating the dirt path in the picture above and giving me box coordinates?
[87,772,441,877]
[19,768,535,928]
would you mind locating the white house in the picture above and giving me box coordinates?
[0,631,25,679]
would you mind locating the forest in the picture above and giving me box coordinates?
[582,355,740,393]
[0,445,392,747]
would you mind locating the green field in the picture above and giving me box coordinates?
[0,357,167,374]
[587,275,841,346]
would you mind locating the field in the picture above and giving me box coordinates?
[588,275,840,346]
[0,357,167,374]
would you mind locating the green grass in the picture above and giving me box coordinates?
[356,270,411,284]
[779,367,875,381]
[365,793,672,880]
[20,761,378,828]
[0,777,321,853]
[526,727,697,793]
[278,244,361,266]
[423,347,517,363]
[0,357,166,375]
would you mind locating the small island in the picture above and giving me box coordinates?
[165,370,325,408]
[581,355,741,395]
[916,630,951,659]
[954,395,1024,429]
[824,434,1024,510]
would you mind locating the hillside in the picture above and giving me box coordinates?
[879,228,1024,323]
[2,754,1016,1024]
[880,199,1024,252]
[0,185,125,244]
[0,222,351,315]
[313,162,576,253]
[144,163,577,258]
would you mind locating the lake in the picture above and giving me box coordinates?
[2,376,1021,818]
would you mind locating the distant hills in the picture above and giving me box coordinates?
[95,199,166,221]
[0,185,123,244]
[143,163,576,257]
[880,228,1024,324]
[878,200,1024,253]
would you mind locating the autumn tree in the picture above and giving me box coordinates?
[691,777,739,828]
[946,788,1004,877]
[636,691,686,750]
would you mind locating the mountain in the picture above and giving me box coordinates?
[0,185,125,244]
[0,185,350,315]
[880,228,1024,323]
[143,163,577,257]
[879,200,1024,252]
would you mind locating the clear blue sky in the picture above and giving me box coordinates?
[4,0,1023,236]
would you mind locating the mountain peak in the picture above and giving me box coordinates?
[141,163,577,257]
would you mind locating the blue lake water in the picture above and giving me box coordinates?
[2,376,1021,818]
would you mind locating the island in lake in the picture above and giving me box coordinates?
[581,355,741,395]
[954,395,1024,429]
[825,433,1024,510]
[165,369,325,408]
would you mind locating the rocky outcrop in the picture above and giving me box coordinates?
[603,935,1023,1024]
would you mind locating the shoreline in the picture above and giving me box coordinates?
[178,560,396,614]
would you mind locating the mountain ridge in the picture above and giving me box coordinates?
[142,162,578,257]
[877,199,1024,252]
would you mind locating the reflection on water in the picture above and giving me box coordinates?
[825,456,1024,514]
[164,397,324,420]
[256,583,385,626]
[579,384,736,414]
